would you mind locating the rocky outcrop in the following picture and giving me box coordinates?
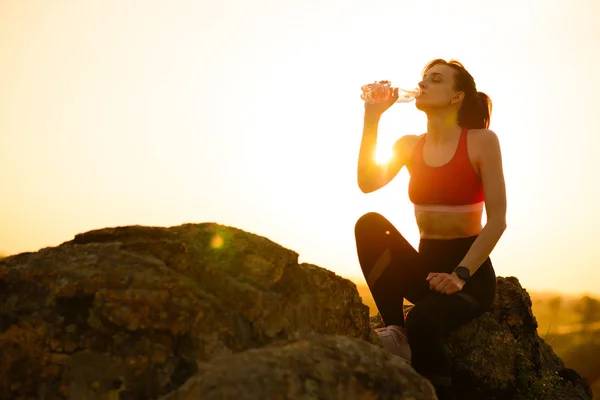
[0,222,592,399]
[371,278,593,399]
[0,223,423,399]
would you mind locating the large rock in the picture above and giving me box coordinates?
[160,333,435,400]
[0,223,401,399]
[371,278,593,400]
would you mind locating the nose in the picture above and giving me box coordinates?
[418,81,426,90]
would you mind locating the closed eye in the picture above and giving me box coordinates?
[423,72,444,83]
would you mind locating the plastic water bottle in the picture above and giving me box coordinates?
[361,81,421,104]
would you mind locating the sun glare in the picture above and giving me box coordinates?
[376,146,393,165]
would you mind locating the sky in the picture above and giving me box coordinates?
[1,0,599,296]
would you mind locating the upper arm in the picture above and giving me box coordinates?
[477,130,507,226]
[359,135,418,193]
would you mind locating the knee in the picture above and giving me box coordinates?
[354,212,385,235]
[404,304,441,339]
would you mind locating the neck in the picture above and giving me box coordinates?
[425,110,461,144]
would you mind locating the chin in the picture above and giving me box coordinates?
[415,100,429,112]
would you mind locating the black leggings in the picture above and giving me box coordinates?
[354,212,496,392]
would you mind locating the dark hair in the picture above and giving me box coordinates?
[422,59,492,129]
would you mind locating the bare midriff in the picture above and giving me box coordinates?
[415,209,483,239]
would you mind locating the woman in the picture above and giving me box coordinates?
[354,59,507,400]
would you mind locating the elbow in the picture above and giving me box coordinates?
[358,167,387,193]
[358,182,374,194]
[499,218,507,232]
[487,218,507,234]
[357,175,372,194]
[499,222,507,236]
[357,177,376,194]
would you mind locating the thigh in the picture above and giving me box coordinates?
[354,212,429,305]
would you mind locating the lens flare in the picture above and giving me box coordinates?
[210,234,224,249]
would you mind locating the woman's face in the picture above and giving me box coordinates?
[415,64,463,110]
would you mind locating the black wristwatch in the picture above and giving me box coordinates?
[454,266,471,282]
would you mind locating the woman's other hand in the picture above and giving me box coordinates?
[426,272,465,295]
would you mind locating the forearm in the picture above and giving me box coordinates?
[357,113,381,184]
[457,219,506,275]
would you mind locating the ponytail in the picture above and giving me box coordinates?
[458,91,492,129]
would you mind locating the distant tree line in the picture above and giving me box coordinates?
[574,296,600,328]
[547,294,600,328]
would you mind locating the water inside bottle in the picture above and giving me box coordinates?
[395,88,421,103]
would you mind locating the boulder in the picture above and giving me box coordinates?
[0,223,397,399]
[159,333,435,400]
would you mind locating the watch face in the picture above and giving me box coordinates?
[457,267,470,280]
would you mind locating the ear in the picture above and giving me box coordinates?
[451,91,465,105]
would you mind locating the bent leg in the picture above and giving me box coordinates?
[354,212,429,327]
[405,291,485,399]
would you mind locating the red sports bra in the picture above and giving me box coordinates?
[407,128,484,207]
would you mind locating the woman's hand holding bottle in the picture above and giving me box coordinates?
[361,81,399,116]
[360,81,421,117]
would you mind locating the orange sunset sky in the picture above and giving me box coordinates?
[1,0,599,295]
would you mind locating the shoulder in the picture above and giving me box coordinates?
[394,133,424,151]
[393,134,424,160]
[468,128,500,147]
[467,129,503,169]
[467,129,501,156]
